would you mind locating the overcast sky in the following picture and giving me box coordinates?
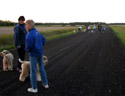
[0,0,125,23]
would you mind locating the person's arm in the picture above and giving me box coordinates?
[41,35,46,46]
[14,26,21,48]
[25,34,34,52]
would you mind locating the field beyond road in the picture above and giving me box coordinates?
[0,26,77,34]
[0,27,125,96]
[0,26,78,51]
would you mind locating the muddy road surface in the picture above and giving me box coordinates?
[0,27,125,96]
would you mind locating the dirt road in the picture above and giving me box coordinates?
[0,27,125,96]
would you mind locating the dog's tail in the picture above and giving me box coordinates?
[19,58,23,63]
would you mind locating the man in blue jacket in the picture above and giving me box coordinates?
[25,20,49,93]
[14,16,27,72]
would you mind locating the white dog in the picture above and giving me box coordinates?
[0,50,14,71]
[19,56,48,82]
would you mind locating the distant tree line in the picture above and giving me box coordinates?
[0,20,125,26]
[107,23,125,25]
[34,22,107,26]
[0,20,17,26]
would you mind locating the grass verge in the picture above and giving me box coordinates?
[110,25,125,45]
[0,28,78,51]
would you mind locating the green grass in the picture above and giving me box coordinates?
[0,28,78,51]
[40,29,76,37]
[0,34,14,51]
[110,25,125,45]
[46,31,76,41]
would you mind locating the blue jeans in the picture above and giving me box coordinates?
[88,29,91,33]
[94,29,96,32]
[30,55,48,89]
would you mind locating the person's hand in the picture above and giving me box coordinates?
[17,45,21,48]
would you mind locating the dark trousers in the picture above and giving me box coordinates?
[17,45,25,69]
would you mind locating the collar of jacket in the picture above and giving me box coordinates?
[29,27,36,32]
[19,23,25,26]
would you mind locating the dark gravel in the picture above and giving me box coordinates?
[0,27,125,96]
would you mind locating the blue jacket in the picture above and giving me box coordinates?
[25,28,46,57]
[14,24,27,47]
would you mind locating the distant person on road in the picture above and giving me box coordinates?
[88,25,91,33]
[93,24,96,32]
[102,27,106,33]
[25,20,49,93]
[78,26,82,32]
[98,23,102,32]
[14,16,27,72]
